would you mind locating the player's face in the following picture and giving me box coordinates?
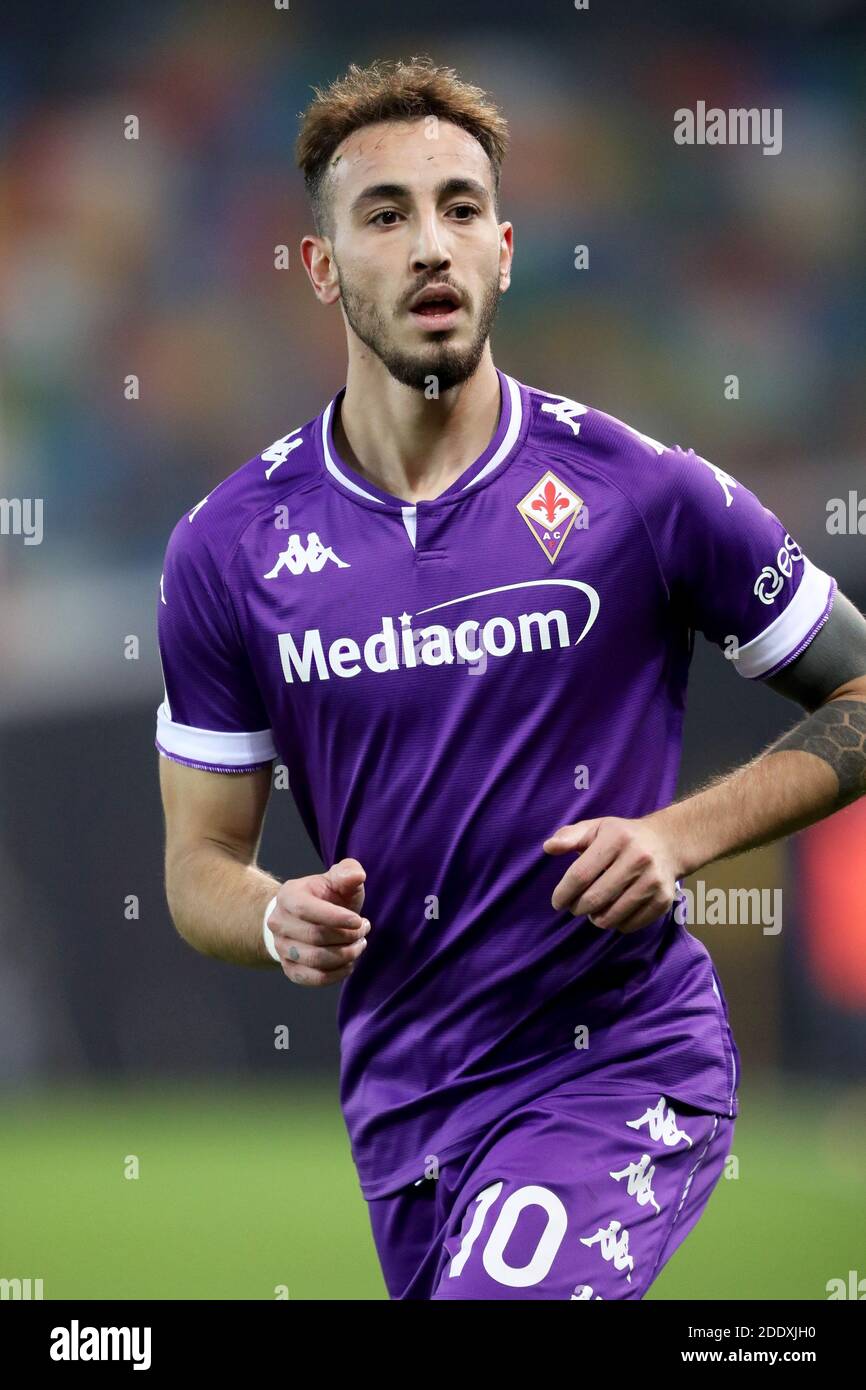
[326,118,511,391]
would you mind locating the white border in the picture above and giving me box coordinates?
[320,372,524,503]
[321,400,387,503]
[461,373,523,488]
[156,701,277,765]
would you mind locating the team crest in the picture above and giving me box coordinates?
[517,470,584,564]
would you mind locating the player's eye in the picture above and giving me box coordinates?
[369,209,403,226]
[449,204,480,220]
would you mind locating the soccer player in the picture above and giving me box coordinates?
[155,57,866,1300]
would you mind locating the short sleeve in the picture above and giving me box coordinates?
[646,446,836,679]
[155,518,277,773]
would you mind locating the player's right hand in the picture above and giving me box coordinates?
[267,858,370,986]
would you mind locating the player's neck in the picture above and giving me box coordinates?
[334,355,501,504]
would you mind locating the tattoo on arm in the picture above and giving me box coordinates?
[772,699,866,806]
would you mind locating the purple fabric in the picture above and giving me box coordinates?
[155,368,834,1199]
[368,1087,735,1299]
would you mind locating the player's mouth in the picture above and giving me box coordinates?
[408,285,464,329]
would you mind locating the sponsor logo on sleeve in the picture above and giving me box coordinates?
[754,534,803,604]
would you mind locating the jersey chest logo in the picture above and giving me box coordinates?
[264,531,350,578]
[517,470,584,564]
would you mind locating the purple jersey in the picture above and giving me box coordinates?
[155,367,835,1199]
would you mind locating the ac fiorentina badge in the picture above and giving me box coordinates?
[517,470,584,564]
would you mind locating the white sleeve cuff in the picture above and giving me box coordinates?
[156,701,277,769]
[735,559,836,679]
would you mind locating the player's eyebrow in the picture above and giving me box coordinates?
[350,176,490,214]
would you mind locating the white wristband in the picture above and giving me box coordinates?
[262,894,281,962]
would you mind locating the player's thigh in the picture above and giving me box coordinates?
[430,1093,732,1300]
[367,1179,440,1300]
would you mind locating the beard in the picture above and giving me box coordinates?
[336,265,502,392]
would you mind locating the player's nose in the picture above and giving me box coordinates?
[410,220,450,274]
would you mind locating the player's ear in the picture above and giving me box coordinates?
[301,234,341,305]
[498,222,514,290]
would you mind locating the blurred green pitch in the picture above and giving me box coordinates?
[1,1079,862,1300]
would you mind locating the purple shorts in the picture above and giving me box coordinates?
[367,1085,735,1300]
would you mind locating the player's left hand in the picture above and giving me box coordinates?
[542,815,679,934]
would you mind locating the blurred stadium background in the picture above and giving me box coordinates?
[1,0,864,1299]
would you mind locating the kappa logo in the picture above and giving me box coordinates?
[625,1097,693,1148]
[579,1219,634,1284]
[262,429,303,481]
[264,531,350,578]
[700,456,738,507]
[609,1154,661,1215]
[517,470,585,564]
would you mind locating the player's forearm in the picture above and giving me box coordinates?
[647,696,866,878]
[165,843,280,967]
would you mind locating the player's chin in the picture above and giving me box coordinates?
[409,325,461,344]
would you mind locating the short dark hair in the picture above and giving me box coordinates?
[295,55,510,240]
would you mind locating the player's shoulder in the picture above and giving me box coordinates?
[525,381,675,470]
[522,382,732,509]
[162,413,324,572]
